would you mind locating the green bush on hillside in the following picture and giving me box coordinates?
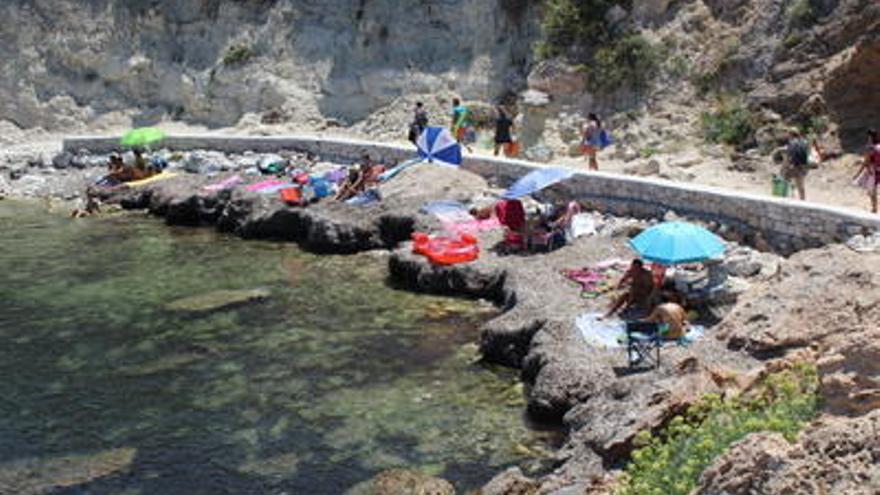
[700,99,758,147]
[223,43,254,65]
[616,364,819,495]
[800,114,829,136]
[787,0,816,29]
[591,34,663,94]
[535,0,629,59]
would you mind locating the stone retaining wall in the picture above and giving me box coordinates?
[64,135,880,253]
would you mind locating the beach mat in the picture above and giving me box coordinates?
[126,171,180,188]
[245,179,287,193]
[562,258,629,298]
[576,312,705,349]
[203,174,242,192]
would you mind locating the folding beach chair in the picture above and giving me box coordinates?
[625,321,662,368]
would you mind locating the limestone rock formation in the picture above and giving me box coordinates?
[818,328,880,416]
[0,0,539,130]
[717,245,880,356]
[694,411,880,495]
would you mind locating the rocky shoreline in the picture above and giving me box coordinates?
[4,150,879,494]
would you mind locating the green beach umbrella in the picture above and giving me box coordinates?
[120,127,166,147]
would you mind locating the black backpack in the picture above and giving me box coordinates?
[788,139,808,166]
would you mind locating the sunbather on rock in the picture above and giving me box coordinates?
[335,162,366,201]
[644,301,689,339]
[604,259,655,317]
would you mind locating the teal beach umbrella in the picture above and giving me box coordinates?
[120,127,166,147]
[629,221,725,265]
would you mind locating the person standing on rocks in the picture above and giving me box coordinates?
[783,130,810,200]
[581,113,603,171]
[493,105,514,157]
[450,98,473,153]
[408,102,429,144]
[853,129,880,213]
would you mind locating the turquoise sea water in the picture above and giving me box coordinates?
[0,201,553,494]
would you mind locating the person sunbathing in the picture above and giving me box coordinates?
[643,301,689,339]
[335,163,366,201]
[547,201,581,230]
[605,259,655,317]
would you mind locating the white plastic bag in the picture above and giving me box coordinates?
[569,213,597,239]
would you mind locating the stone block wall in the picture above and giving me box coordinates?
[64,135,880,253]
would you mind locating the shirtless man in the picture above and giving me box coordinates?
[605,259,655,317]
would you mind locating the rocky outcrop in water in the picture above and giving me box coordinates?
[346,469,455,495]
[164,288,271,313]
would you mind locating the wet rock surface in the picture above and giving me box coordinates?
[164,288,271,313]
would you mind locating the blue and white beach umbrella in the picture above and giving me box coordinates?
[501,167,575,199]
[416,126,462,167]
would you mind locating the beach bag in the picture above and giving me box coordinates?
[310,178,332,199]
[280,187,304,206]
[464,126,477,144]
[807,144,822,169]
[569,213,596,239]
[771,174,791,197]
[504,140,521,157]
[598,129,613,149]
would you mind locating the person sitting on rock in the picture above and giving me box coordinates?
[643,300,689,339]
[129,148,154,181]
[335,153,373,201]
[605,259,656,317]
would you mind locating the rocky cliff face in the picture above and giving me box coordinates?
[2,0,876,153]
[0,0,538,130]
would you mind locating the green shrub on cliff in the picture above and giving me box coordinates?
[591,34,662,94]
[223,43,254,65]
[535,0,626,59]
[616,364,819,495]
[700,98,758,147]
[535,0,661,94]
[787,0,816,29]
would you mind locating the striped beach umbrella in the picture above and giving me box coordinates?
[416,126,462,167]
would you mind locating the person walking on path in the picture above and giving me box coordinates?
[408,101,429,144]
[450,98,473,153]
[783,129,810,200]
[493,105,514,157]
[853,129,880,213]
[581,113,603,170]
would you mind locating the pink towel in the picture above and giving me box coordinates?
[203,175,242,191]
[442,217,502,236]
[245,179,287,192]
